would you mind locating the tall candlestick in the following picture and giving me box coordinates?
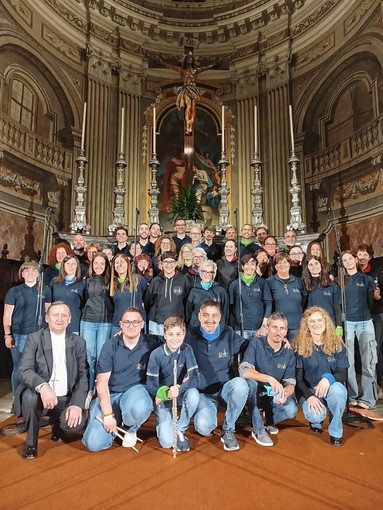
[221,105,225,153]
[289,104,295,153]
[120,106,125,154]
[153,106,156,154]
[81,102,87,151]
[254,105,258,155]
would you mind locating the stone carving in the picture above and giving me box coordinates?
[335,169,380,202]
[42,24,80,62]
[12,0,32,26]
[345,0,375,35]
[295,33,335,69]
[291,0,336,37]
[0,168,40,197]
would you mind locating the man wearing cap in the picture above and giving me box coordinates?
[144,251,190,335]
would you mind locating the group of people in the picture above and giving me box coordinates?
[3,219,382,459]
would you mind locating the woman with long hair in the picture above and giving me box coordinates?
[306,241,335,279]
[110,254,148,336]
[216,239,239,290]
[177,243,194,275]
[302,255,342,329]
[255,248,273,279]
[341,250,376,409]
[152,235,177,276]
[294,307,348,446]
[80,252,113,404]
[44,255,85,335]
[43,242,72,285]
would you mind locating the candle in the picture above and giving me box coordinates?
[81,102,87,151]
[153,106,156,154]
[120,106,125,154]
[221,105,225,153]
[289,104,295,153]
[254,105,258,155]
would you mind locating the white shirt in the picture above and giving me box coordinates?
[49,332,68,397]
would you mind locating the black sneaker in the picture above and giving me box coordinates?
[177,432,190,452]
[220,429,239,451]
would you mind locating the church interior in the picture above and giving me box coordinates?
[0,1,382,508]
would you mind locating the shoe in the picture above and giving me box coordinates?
[51,422,62,442]
[349,399,358,406]
[176,431,190,452]
[309,424,323,434]
[23,443,37,459]
[122,430,138,448]
[252,427,273,447]
[357,401,375,410]
[330,436,343,446]
[51,430,62,442]
[220,429,239,451]
[377,386,383,400]
[265,425,279,435]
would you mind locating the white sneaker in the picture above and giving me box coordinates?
[266,425,279,435]
[122,430,137,448]
[252,428,274,447]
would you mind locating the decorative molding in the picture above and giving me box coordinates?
[10,0,32,27]
[0,166,40,197]
[295,32,335,70]
[334,168,381,204]
[291,0,337,38]
[344,0,376,36]
[42,24,80,62]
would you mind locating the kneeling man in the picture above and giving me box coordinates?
[83,307,161,451]
[239,311,297,447]
[16,302,88,459]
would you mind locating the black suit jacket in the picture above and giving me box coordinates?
[14,328,88,416]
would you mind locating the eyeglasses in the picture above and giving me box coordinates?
[121,320,143,327]
[201,270,215,275]
[290,252,303,256]
[265,243,277,247]
[23,268,38,273]
[162,260,176,265]
[175,223,186,227]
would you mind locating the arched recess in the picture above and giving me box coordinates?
[299,49,383,156]
[0,41,80,139]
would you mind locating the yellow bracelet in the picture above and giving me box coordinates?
[103,412,114,418]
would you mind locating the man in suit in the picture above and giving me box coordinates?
[15,301,88,459]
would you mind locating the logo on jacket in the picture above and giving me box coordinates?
[277,362,287,369]
[218,349,229,358]
[173,286,183,295]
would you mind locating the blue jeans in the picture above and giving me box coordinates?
[193,377,249,435]
[80,321,112,391]
[345,320,377,406]
[154,388,200,448]
[299,382,347,439]
[148,321,164,335]
[10,333,28,394]
[236,330,258,341]
[246,379,298,430]
[82,385,153,452]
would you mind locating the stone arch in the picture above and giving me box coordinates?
[0,40,79,135]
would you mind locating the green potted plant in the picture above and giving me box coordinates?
[169,187,204,222]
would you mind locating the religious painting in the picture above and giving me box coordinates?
[156,106,223,232]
